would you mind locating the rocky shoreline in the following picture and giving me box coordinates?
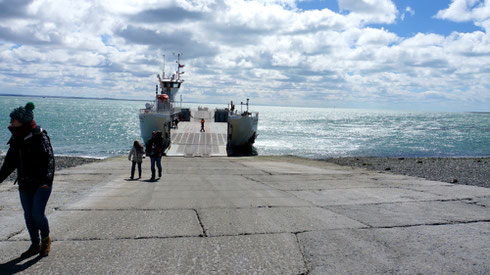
[0,156,102,183]
[322,157,490,188]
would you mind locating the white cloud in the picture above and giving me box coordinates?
[339,0,398,24]
[401,6,414,21]
[0,0,489,111]
[436,0,490,31]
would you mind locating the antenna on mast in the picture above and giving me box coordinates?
[162,55,166,78]
[173,52,183,81]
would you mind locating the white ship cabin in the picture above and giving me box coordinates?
[160,79,182,102]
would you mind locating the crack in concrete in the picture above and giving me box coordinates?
[240,175,317,207]
[461,198,489,208]
[229,161,273,175]
[6,228,25,241]
[316,197,482,208]
[3,219,487,244]
[320,206,372,228]
[273,186,390,192]
[2,235,204,243]
[294,233,310,275]
[56,205,321,212]
[362,219,490,230]
[193,209,208,237]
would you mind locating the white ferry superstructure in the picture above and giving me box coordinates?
[139,54,184,148]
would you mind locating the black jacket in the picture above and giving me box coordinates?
[146,135,164,157]
[0,127,55,192]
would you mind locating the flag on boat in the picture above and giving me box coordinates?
[179,64,185,68]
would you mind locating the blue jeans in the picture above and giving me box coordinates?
[19,186,52,244]
[131,161,142,178]
[150,156,162,178]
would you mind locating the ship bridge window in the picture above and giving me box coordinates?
[173,83,180,88]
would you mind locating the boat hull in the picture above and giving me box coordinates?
[228,115,258,148]
[139,112,171,146]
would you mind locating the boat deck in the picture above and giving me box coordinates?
[166,121,228,157]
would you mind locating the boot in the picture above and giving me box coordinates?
[40,236,51,257]
[21,243,40,258]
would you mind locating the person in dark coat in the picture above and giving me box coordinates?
[146,131,164,181]
[0,102,55,258]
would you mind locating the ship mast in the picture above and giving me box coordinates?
[174,52,184,81]
[162,55,166,79]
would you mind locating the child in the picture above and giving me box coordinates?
[128,140,145,179]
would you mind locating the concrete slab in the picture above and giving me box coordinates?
[1,156,488,274]
[198,207,367,236]
[164,168,264,176]
[398,184,490,200]
[240,161,353,175]
[245,174,382,190]
[11,210,203,241]
[0,183,17,192]
[0,192,21,211]
[0,211,24,241]
[291,187,441,206]
[472,196,490,207]
[373,177,453,187]
[66,193,313,210]
[0,234,307,274]
[78,177,289,199]
[91,182,273,192]
[297,222,490,274]
[328,201,490,227]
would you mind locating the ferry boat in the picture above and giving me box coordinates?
[138,54,185,149]
[139,54,258,155]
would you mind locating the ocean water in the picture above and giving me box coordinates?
[1,96,489,158]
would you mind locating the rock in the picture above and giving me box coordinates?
[385,167,391,171]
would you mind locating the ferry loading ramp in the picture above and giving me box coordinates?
[166,108,228,157]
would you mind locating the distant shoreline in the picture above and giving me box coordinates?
[2,94,488,113]
[0,93,148,102]
[0,93,227,106]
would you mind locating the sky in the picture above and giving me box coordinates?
[0,0,489,111]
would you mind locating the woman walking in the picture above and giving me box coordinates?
[0,102,55,258]
[128,140,145,179]
[146,131,164,181]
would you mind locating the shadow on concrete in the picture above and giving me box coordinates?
[142,178,159,183]
[0,255,43,274]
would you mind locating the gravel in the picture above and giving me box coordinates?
[322,157,490,188]
[0,156,102,183]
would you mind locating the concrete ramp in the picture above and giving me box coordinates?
[166,121,228,157]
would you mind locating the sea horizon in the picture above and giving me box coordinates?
[1,93,488,114]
